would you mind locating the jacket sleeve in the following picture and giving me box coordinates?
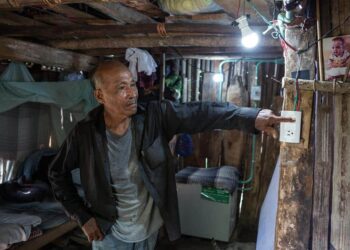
[158,100,261,140]
[48,128,92,227]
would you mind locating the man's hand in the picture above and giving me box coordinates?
[81,217,104,242]
[255,109,295,139]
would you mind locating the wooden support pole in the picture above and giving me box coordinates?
[0,37,97,71]
[50,36,280,50]
[312,92,333,250]
[331,94,350,249]
[275,87,314,250]
[283,77,350,94]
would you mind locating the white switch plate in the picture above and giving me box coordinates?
[279,111,302,143]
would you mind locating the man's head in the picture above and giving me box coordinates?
[331,37,346,57]
[92,61,138,118]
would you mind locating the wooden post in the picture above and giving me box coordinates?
[312,92,333,250]
[275,88,314,250]
[331,94,350,249]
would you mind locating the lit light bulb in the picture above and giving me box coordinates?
[236,15,260,49]
[241,32,259,48]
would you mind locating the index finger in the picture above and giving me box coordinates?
[272,116,295,123]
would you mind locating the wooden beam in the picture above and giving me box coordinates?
[275,88,314,250]
[0,11,48,26]
[80,46,283,57]
[86,2,155,24]
[0,0,166,17]
[0,23,241,39]
[49,4,98,19]
[33,14,76,26]
[50,35,280,49]
[283,77,350,94]
[331,94,350,249]
[166,13,234,25]
[312,92,333,250]
[0,37,97,71]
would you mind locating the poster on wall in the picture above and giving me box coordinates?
[323,35,350,80]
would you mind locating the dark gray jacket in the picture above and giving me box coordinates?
[48,100,260,241]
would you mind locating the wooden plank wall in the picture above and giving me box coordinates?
[276,0,350,249]
[329,1,350,248]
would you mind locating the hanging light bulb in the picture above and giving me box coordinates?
[236,15,259,48]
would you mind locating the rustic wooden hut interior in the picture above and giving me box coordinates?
[0,0,349,249]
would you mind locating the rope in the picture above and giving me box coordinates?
[42,0,62,7]
[156,23,167,38]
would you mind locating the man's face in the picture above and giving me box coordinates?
[332,40,345,57]
[95,66,138,117]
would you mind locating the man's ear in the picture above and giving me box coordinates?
[94,89,104,104]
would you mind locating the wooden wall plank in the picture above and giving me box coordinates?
[312,92,333,250]
[331,94,350,249]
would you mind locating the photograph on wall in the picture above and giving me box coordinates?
[323,35,350,80]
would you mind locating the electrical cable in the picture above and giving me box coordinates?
[245,0,350,55]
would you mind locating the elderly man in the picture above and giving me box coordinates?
[49,61,292,250]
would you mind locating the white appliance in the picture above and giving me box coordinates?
[176,183,238,242]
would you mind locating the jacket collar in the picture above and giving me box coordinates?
[84,103,146,136]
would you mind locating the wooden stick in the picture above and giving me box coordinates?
[283,77,350,94]
[316,0,325,81]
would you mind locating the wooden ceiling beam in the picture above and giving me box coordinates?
[50,35,280,50]
[33,14,77,26]
[0,37,97,71]
[166,13,234,25]
[49,5,98,19]
[0,23,242,39]
[86,2,155,24]
[0,0,166,17]
[81,46,283,57]
[0,11,49,26]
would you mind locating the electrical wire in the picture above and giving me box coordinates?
[297,15,350,54]
[236,0,241,18]
[245,0,350,55]
[293,54,302,111]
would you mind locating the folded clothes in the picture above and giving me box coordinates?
[0,201,68,230]
[0,212,41,248]
[175,166,239,193]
